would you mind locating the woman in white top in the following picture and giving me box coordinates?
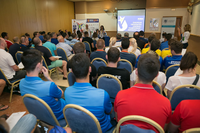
[128,38,141,58]
[105,37,121,53]
[165,52,199,98]
[92,32,99,41]
[178,24,191,49]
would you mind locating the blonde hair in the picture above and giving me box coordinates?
[129,38,138,53]
[184,24,191,32]
[109,37,116,48]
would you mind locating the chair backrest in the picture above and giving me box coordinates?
[22,94,60,126]
[0,68,10,84]
[15,51,23,64]
[169,85,200,110]
[63,104,102,133]
[91,58,107,72]
[104,36,110,47]
[137,47,141,52]
[42,56,50,70]
[83,41,92,53]
[97,74,122,103]
[116,115,164,133]
[67,72,76,86]
[152,81,162,95]
[117,59,133,74]
[56,47,68,62]
[183,128,200,133]
[129,52,137,58]
[165,64,179,83]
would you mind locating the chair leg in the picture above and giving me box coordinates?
[56,69,59,80]
[9,84,14,103]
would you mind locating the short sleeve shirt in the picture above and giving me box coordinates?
[161,49,171,59]
[90,50,107,62]
[56,42,72,57]
[141,47,161,56]
[160,41,169,51]
[43,41,57,56]
[35,46,52,66]
[51,38,59,45]
[182,31,190,44]
[120,51,136,67]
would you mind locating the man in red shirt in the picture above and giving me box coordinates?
[169,100,200,133]
[1,32,13,49]
[114,53,172,133]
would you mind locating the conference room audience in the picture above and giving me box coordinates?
[114,53,171,133]
[70,33,79,45]
[178,24,191,49]
[115,33,122,47]
[139,30,148,43]
[64,53,114,133]
[62,33,70,45]
[20,49,66,120]
[165,52,199,97]
[124,32,129,38]
[90,39,107,62]
[82,31,95,51]
[128,38,141,57]
[105,37,121,53]
[160,33,172,51]
[9,37,21,64]
[50,32,59,45]
[133,32,145,50]
[20,35,30,52]
[98,47,130,89]
[1,32,13,49]
[43,34,57,56]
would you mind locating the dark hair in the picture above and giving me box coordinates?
[73,42,85,54]
[139,31,144,36]
[151,39,160,51]
[68,31,72,36]
[39,31,43,34]
[121,38,130,49]
[137,53,160,83]
[25,33,30,37]
[78,33,82,39]
[72,33,77,38]
[44,34,51,40]
[165,33,172,41]
[100,25,104,30]
[62,33,67,38]
[162,32,166,37]
[50,32,56,38]
[1,32,7,38]
[33,32,38,37]
[116,33,121,40]
[47,32,51,35]
[70,53,90,79]
[148,35,156,43]
[77,30,81,35]
[84,31,88,36]
[21,49,43,73]
[96,39,105,49]
[124,32,129,38]
[133,32,139,39]
[107,47,120,63]
[169,39,183,54]
[33,37,41,47]
[180,52,197,70]
[93,32,97,38]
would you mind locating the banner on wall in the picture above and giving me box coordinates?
[86,19,99,34]
[160,17,176,38]
[149,18,159,31]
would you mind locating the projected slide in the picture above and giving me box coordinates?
[117,9,146,37]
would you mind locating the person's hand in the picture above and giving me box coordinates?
[41,66,50,79]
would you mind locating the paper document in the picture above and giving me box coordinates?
[18,62,24,69]
[53,56,62,58]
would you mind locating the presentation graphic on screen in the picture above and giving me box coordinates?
[117,9,146,37]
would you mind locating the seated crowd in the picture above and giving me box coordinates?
[1,24,200,133]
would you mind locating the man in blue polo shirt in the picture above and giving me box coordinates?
[51,32,59,45]
[163,39,183,70]
[64,53,114,133]
[160,33,172,51]
[19,49,66,120]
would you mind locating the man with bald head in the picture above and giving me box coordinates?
[133,32,145,50]
[9,37,21,64]
[56,35,73,60]
[90,39,107,62]
[20,35,29,52]
[33,37,68,80]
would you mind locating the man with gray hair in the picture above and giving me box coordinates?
[124,32,129,38]
[9,37,21,64]
[51,32,59,45]
[20,35,29,52]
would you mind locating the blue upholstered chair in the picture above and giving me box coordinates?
[152,81,162,95]
[96,74,122,103]
[63,104,102,133]
[22,94,67,127]
[113,115,164,133]
[91,58,107,72]
[56,47,68,62]
[0,68,21,102]
[169,84,200,110]
[165,64,179,83]
[67,71,76,86]
[42,56,58,79]
[183,128,200,133]
[83,41,92,53]
[104,36,110,47]
[15,51,23,64]
[117,59,133,74]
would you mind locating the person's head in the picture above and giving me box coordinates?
[129,38,137,52]
[62,33,68,39]
[73,42,85,54]
[84,31,89,37]
[107,47,120,63]
[124,32,129,38]
[109,37,116,47]
[137,53,160,84]
[21,49,43,73]
[25,33,30,38]
[78,33,82,39]
[116,33,122,40]
[68,31,72,37]
[169,39,183,55]
[121,38,130,49]
[44,34,51,41]
[148,34,156,44]
[150,39,160,51]
[33,32,39,38]
[133,32,139,39]
[164,33,172,41]
[139,31,144,37]
[13,37,19,43]
[51,32,57,38]
[20,35,29,46]
[184,24,191,32]
[33,37,42,47]
[100,25,104,31]
[162,32,166,38]
[0,37,7,49]
[1,32,8,39]
[77,30,81,35]
[72,33,77,39]
[96,39,105,49]
[70,53,91,79]
[96,29,99,34]
[57,35,64,42]
[180,52,197,71]
[86,24,88,29]
[93,32,97,38]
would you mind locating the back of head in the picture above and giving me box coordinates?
[84,31,89,37]
[109,37,116,47]
[57,35,63,42]
[33,37,41,47]
[139,31,144,36]
[148,34,156,43]
[107,47,120,63]
[162,32,166,38]
[165,33,172,41]
[133,32,139,39]
[150,39,160,51]
[44,34,51,41]
[78,33,82,38]
[1,32,7,39]
[129,38,137,51]
[121,38,130,49]
[70,53,90,79]
[77,30,81,35]
[21,49,43,73]
[93,32,97,38]
[116,33,122,40]
[72,33,77,39]
[124,32,129,38]
[50,32,56,38]
[137,53,160,83]
[180,51,197,71]
[62,33,67,38]
[169,39,183,54]
[73,42,85,54]
[25,33,30,37]
[20,35,26,44]
[68,31,72,36]
[13,37,19,43]
[184,24,191,32]
[97,39,105,49]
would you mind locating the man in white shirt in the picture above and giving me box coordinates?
[56,36,73,60]
[0,38,26,80]
[115,33,122,47]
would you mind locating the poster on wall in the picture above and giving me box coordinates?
[72,19,86,33]
[160,17,176,39]
[149,18,159,31]
[86,19,99,35]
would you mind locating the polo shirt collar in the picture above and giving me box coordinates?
[121,50,128,53]
[133,83,154,89]
[74,82,92,87]
[96,49,104,51]
[25,76,42,81]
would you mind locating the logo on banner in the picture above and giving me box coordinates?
[118,16,128,31]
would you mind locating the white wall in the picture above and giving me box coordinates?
[76,8,189,32]
[190,3,200,35]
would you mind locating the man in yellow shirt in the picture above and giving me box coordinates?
[161,48,172,59]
